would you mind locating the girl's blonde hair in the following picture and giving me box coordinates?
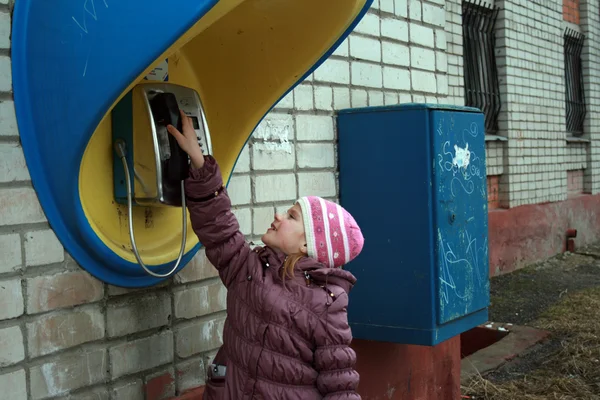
[281,253,306,283]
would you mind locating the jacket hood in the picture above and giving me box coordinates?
[257,245,357,294]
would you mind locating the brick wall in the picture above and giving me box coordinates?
[563,0,580,24]
[447,0,600,208]
[0,0,451,398]
[494,0,569,207]
[471,0,600,207]
[445,0,464,106]
[566,142,587,171]
[567,169,584,195]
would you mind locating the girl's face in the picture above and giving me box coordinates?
[261,203,308,256]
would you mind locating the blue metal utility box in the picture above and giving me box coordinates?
[337,104,490,346]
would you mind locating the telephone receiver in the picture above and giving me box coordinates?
[112,83,212,278]
[149,91,190,184]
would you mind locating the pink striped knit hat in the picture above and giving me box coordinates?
[296,196,364,268]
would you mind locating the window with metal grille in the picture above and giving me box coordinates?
[564,29,586,135]
[462,1,501,134]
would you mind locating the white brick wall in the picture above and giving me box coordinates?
[24,229,64,266]
[0,143,29,182]
[0,326,25,366]
[254,173,297,203]
[0,370,27,400]
[0,188,46,225]
[0,55,11,92]
[0,233,21,273]
[445,0,465,106]
[410,23,435,47]
[446,0,600,206]
[0,100,18,136]
[566,142,587,171]
[0,278,24,320]
[296,115,335,140]
[4,0,600,398]
[494,0,574,206]
[314,59,350,84]
[253,206,275,235]
[486,140,505,176]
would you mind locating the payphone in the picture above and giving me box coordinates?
[112,83,212,278]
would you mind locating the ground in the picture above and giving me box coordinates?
[461,243,600,400]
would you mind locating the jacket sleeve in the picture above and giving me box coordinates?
[184,155,251,288]
[314,292,361,400]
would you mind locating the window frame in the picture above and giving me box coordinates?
[461,0,502,135]
[563,28,586,136]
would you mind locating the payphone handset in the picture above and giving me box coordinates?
[112,83,212,278]
[149,91,189,184]
[137,83,212,207]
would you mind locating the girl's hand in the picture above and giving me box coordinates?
[167,110,205,169]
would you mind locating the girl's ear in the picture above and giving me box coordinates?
[300,243,308,255]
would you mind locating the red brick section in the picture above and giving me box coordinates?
[567,169,584,196]
[146,372,176,400]
[563,0,580,24]
[487,175,500,209]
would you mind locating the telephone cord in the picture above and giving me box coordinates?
[115,139,187,278]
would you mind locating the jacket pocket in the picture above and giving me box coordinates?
[204,378,225,399]
[203,366,226,399]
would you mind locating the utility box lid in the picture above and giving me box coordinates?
[338,103,483,114]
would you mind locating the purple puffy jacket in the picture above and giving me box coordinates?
[184,156,361,400]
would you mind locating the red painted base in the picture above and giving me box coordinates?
[488,194,600,276]
[350,337,461,400]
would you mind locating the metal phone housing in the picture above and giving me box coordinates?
[113,83,212,207]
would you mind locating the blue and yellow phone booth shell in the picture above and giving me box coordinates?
[12,0,372,287]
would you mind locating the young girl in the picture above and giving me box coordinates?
[168,112,364,400]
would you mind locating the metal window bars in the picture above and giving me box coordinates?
[564,28,586,135]
[462,0,501,134]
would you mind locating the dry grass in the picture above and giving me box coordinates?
[462,287,600,400]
